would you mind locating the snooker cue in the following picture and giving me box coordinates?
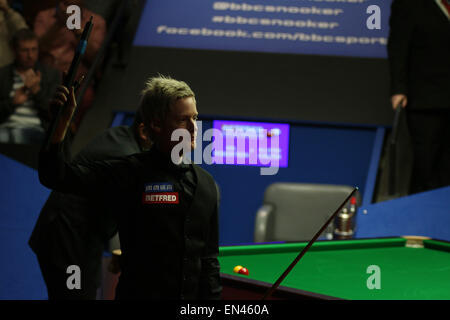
[44,17,93,151]
[388,101,404,195]
[262,187,359,300]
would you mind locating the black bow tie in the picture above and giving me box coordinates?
[149,146,190,172]
[175,162,191,173]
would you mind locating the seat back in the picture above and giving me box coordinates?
[254,183,360,242]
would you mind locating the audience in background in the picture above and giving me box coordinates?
[0,28,60,145]
[83,0,122,24]
[0,0,28,68]
[33,0,106,134]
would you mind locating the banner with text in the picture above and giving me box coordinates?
[134,0,391,58]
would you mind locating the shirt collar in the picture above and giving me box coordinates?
[148,146,191,173]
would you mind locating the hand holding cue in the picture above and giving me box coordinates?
[391,99,403,142]
[44,17,93,150]
[50,85,77,144]
[262,187,359,300]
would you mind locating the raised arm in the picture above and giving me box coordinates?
[38,86,135,196]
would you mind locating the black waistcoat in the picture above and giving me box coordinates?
[114,150,218,299]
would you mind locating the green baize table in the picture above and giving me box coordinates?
[219,237,450,300]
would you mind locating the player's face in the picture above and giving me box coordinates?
[158,96,198,155]
[15,40,39,70]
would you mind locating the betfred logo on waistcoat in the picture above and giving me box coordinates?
[142,192,179,204]
[143,183,178,204]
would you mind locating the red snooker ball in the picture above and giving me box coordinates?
[238,267,249,276]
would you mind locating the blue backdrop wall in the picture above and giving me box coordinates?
[0,154,49,299]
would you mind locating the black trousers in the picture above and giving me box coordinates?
[406,109,450,194]
[36,252,100,300]
[32,213,106,300]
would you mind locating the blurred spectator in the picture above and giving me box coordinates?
[0,29,60,145]
[8,0,24,13]
[83,0,121,23]
[18,0,56,28]
[0,0,28,68]
[34,0,106,133]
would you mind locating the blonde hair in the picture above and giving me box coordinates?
[138,75,195,131]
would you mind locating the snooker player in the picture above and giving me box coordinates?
[29,110,151,300]
[38,76,222,299]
